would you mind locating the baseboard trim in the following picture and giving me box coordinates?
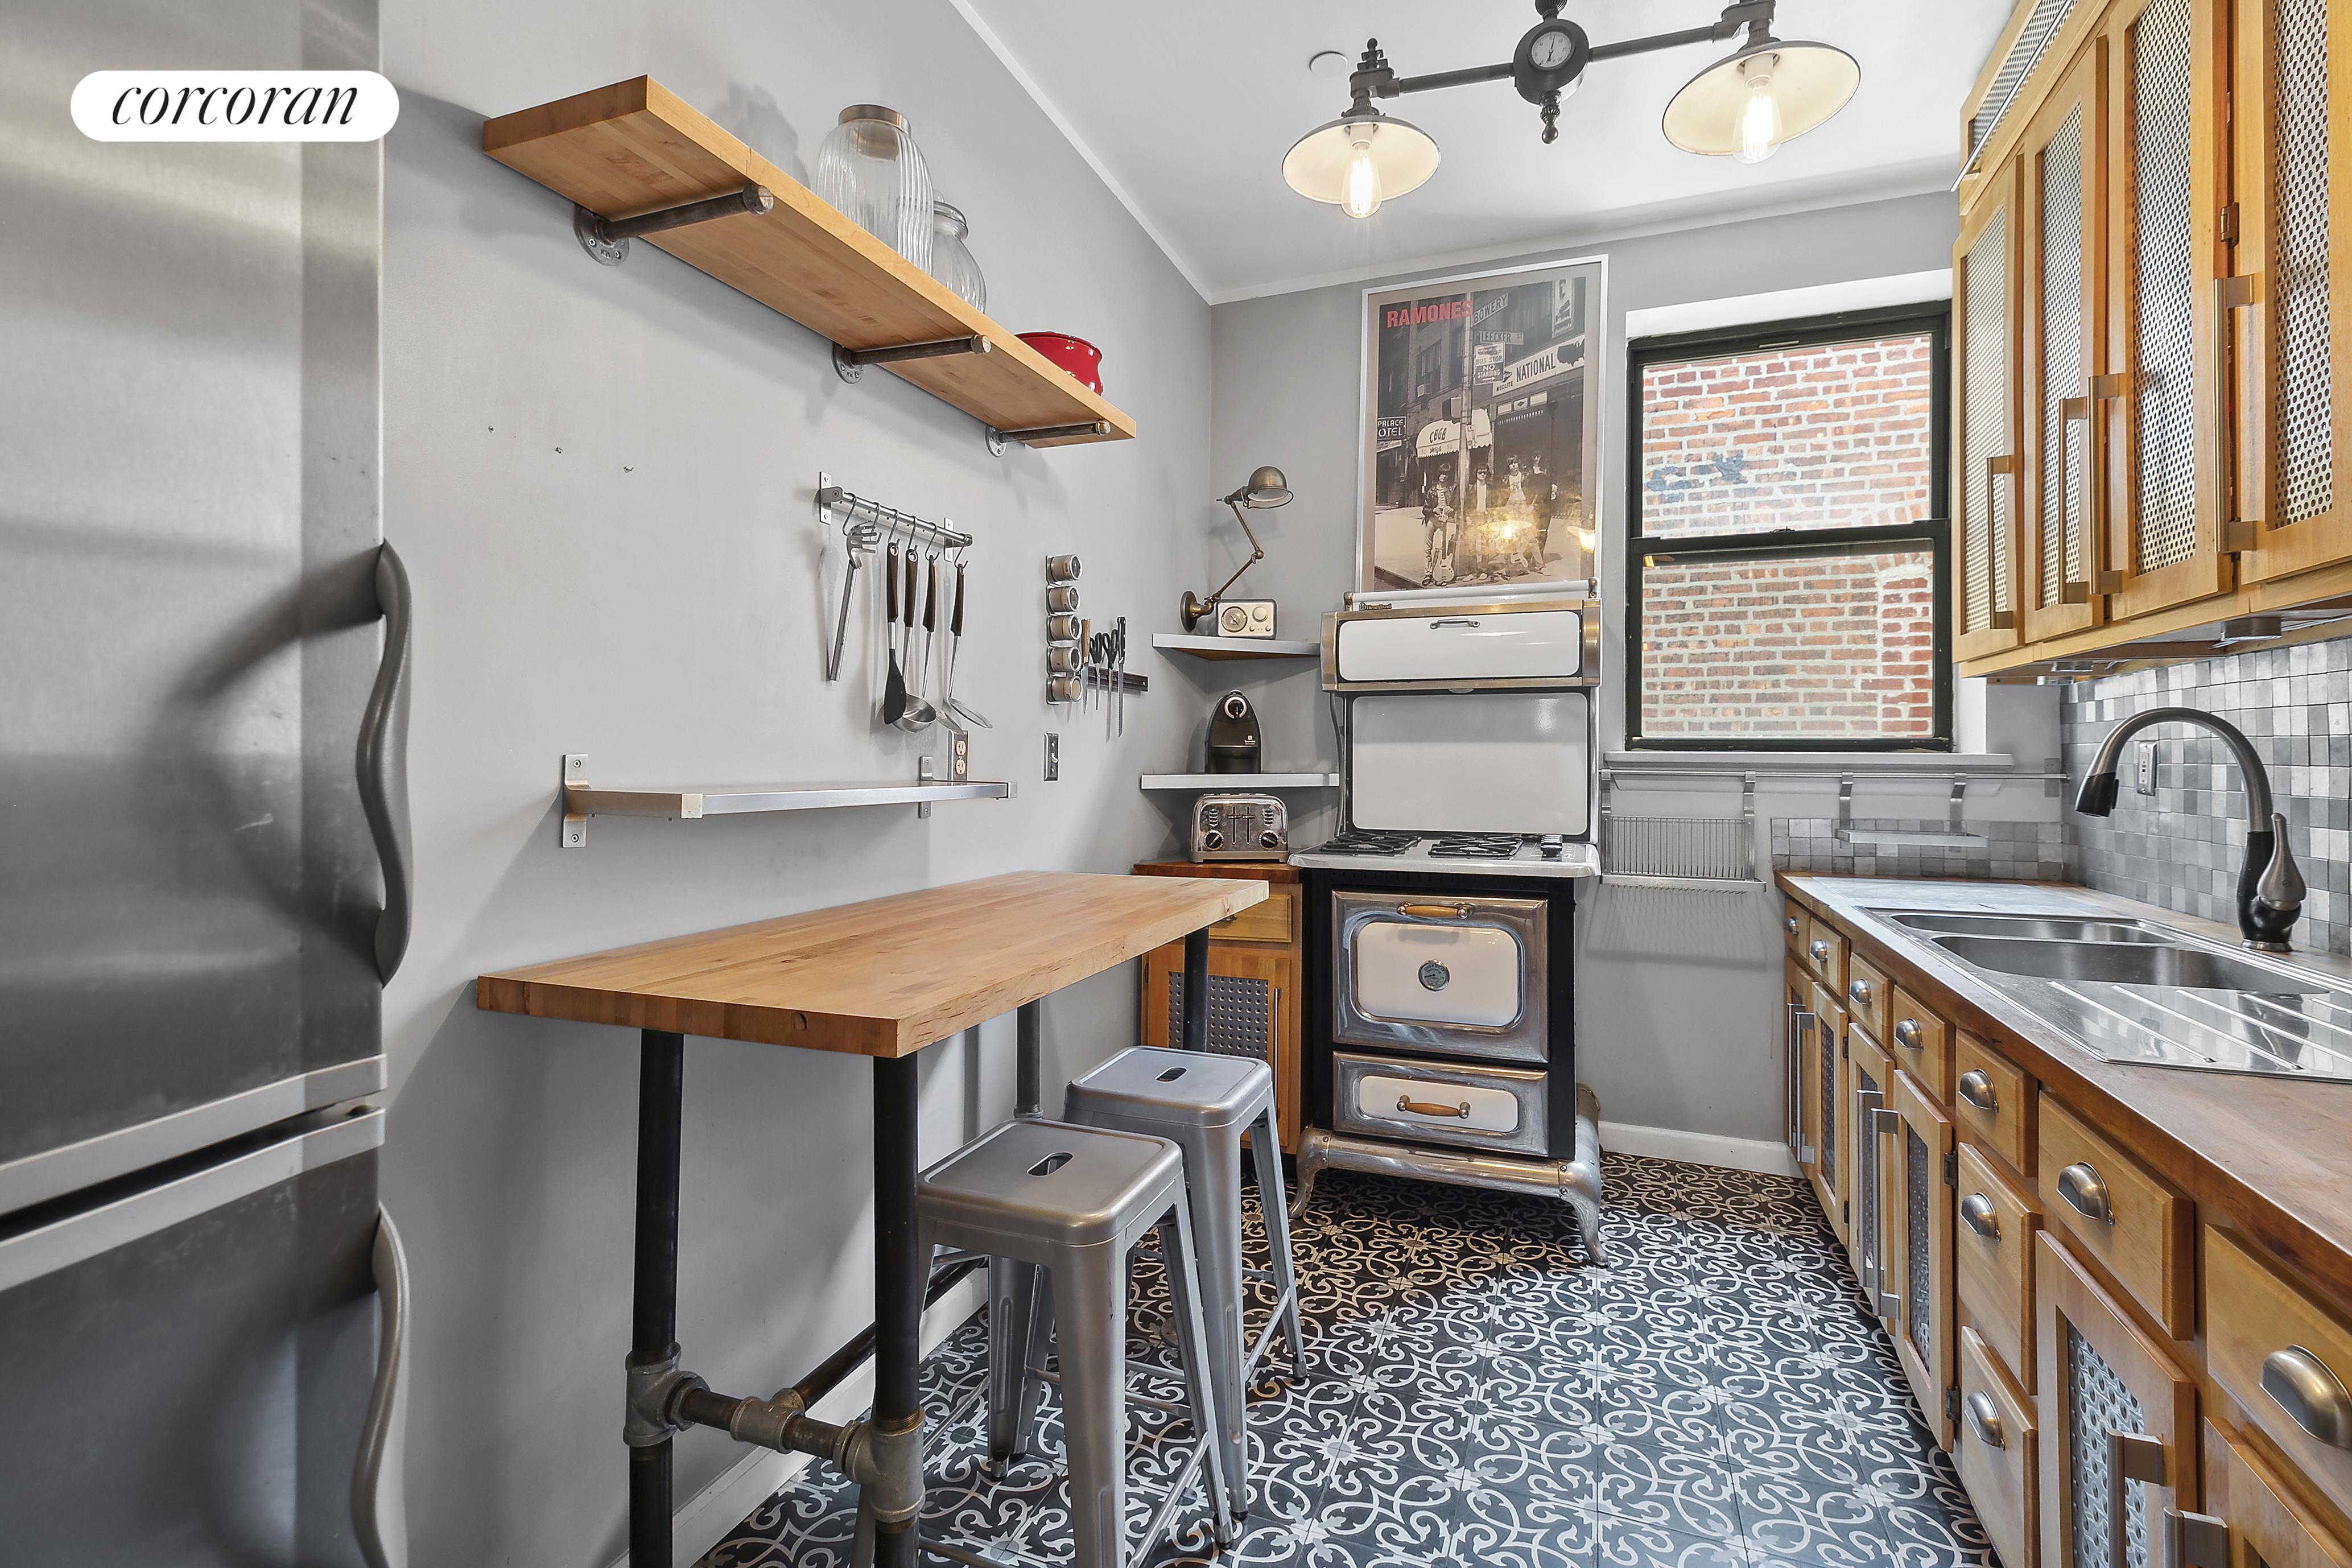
[605,1273,991,1568]
[1600,1119,1799,1179]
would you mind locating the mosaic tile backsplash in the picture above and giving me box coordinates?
[1772,818,2074,881]
[2061,636,2352,955]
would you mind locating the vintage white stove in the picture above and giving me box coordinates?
[1288,596,1606,1262]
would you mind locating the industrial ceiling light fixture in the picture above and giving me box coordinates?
[1284,0,1860,216]
[1180,466,1291,630]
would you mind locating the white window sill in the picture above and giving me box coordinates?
[1603,752,2020,774]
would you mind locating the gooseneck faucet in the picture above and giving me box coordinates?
[2074,706,2306,952]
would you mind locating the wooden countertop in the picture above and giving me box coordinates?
[1131,859,1301,884]
[1781,872,2352,1306]
[477,872,1265,1057]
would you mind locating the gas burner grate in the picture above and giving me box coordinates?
[1305,830,1422,856]
[1425,833,1527,860]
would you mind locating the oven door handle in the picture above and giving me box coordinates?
[1396,902,1473,919]
[1397,1096,1474,1120]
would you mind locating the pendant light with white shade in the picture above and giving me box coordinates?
[1282,0,1860,218]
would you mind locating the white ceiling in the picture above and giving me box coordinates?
[954,1,2013,303]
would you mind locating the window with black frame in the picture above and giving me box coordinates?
[1628,305,1952,750]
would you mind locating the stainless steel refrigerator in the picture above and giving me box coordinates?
[0,0,409,1561]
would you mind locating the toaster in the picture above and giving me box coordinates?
[1189,793,1289,863]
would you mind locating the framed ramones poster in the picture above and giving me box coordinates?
[1357,255,1605,594]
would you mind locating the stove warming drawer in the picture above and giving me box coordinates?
[1331,890,1547,1063]
[1331,1051,1549,1158]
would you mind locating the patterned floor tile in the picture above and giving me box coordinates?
[702,1155,1986,1568]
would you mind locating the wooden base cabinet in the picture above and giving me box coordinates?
[2204,1416,2352,1568]
[2036,1232,2199,1568]
[1134,863,1301,1153]
[1891,1068,1960,1447]
[1961,1324,2043,1568]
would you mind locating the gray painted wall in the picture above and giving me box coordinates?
[379,4,1211,1561]
[1207,192,2063,1146]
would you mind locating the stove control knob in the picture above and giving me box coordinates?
[1259,830,1281,849]
[1202,830,1224,850]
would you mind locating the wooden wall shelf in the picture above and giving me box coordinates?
[482,77,1136,450]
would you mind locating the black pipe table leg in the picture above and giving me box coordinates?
[1182,927,1210,1053]
[1015,999,1042,1118]
[871,1054,924,1568]
[629,1029,686,1568]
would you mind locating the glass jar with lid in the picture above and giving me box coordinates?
[926,200,987,314]
[814,105,932,271]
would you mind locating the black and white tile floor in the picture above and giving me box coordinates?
[705,1153,1991,1568]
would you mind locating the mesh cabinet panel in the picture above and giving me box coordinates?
[1964,210,2012,629]
[1819,1027,1838,1185]
[2068,1324,2154,1568]
[2042,105,2089,604]
[2129,0,2202,572]
[1166,973,1272,1062]
[1906,1125,1932,1352]
[2273,0,2334,525]
[1855,1067,1881,1290]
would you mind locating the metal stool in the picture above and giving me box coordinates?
[918,1118,1233,1568]
[1057,1046,1303,1524]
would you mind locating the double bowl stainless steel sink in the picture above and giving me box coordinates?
[1873,909,2352,1080]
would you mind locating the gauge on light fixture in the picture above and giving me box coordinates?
[1661,34,1860,163]
[1282,3,1859,214]
[1283,107,1439,220]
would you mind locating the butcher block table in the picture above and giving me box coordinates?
[477,870,1266,1568]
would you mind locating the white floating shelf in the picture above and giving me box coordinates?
[1152,633,1321,662]
[1138,771,1340,792]
[557,754,1010,847]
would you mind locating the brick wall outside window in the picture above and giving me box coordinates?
[1639,335,1937,538]
[1635,325,1943,742]
[1641,551,1937,738]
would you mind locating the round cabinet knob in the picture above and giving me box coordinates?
[1202,830,1223,850]
[1259,829,1281,849]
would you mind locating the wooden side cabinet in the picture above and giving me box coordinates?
[1133,861,1301,1153]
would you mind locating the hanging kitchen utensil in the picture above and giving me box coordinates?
[826,521,877,682]
[895,545,938,731]
[880,538,907,725]
[944,556,991,728]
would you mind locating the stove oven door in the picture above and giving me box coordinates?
[1331,891,1546,1063]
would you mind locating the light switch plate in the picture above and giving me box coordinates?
[1043,732,1059,782]
[2135,740,2158,796]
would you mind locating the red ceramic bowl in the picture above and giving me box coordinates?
[1017,332,1104,395]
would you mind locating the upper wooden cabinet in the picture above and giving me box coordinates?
[2020,44,2110,646]
[2233,0,2352,583]
[1956,162,2026,661]
[1955,0,2352,675]
[2100,0,2238,620]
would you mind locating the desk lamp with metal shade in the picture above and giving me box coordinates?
[1181,466,1291,632]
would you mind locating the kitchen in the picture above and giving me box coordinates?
[5,2,2351,1568]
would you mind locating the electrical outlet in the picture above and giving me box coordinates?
[1043,732,1059,782]
[2135,740,2159,796]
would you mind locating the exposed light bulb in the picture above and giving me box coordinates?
[1342,128,1382,218]
[1735,54,1784,164]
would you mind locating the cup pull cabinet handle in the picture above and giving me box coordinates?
[1957,1070,1997,1112]
[2262,1345,2352,1450]
[1965,1390,2005,1450]
[2106,1431,2168,1568]
[2058,1162,2113,1225]
[1960,1193,2000,1240]
[1785,914,1800,935]
[1808,939,1831,964]
[1893,1018,1923,1050]
[1848,979,1874,1008]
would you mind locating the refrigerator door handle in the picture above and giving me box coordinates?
[358,542,413,984]
[353,1204,411,1568]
